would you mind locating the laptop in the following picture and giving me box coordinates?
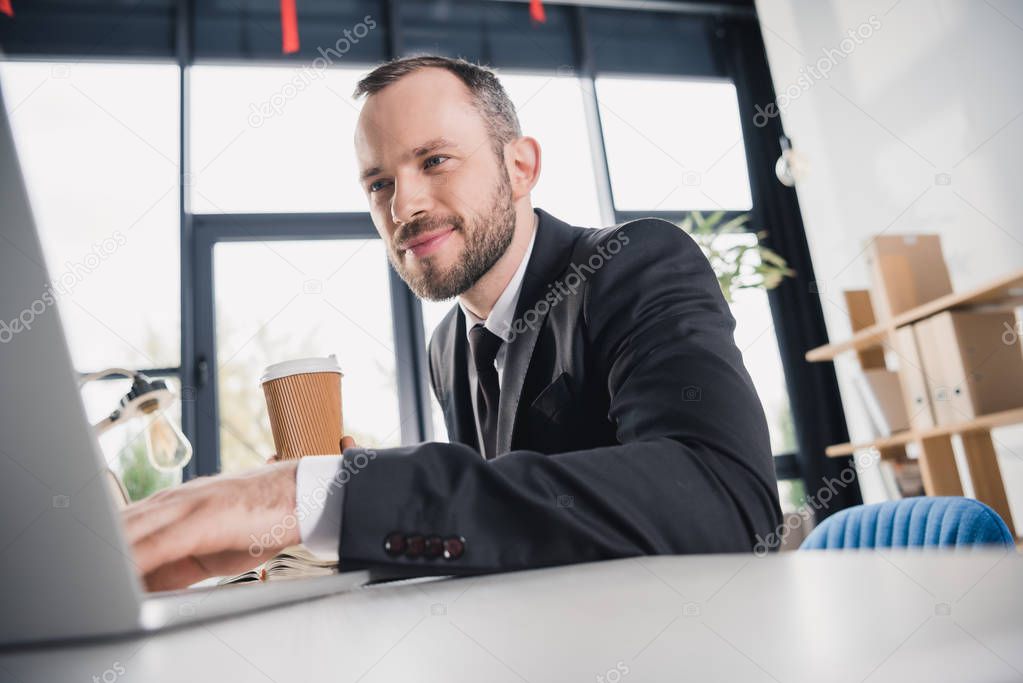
[0,83,375,647]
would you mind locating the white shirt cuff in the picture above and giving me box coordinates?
[295,455,345,559]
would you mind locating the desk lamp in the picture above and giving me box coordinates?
[80,368,193,506]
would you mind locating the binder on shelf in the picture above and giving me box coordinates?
[915,311,1023,425]
[852,369,910,436]
[892,325,935,429]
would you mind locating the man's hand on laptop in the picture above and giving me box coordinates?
[123,460,301,591]
[124,436,356,591]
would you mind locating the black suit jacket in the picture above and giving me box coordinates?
[338,208,782,573]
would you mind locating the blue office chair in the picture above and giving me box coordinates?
[800,497,1015,550]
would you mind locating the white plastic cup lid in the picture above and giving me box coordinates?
[259,355,343,384]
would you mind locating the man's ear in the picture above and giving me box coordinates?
[505,136,541,201]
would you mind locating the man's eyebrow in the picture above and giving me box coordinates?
[359,137,459,182]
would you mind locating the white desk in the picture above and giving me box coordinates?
[2,551,1021,682]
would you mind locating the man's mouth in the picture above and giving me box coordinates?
[398,227,456,258]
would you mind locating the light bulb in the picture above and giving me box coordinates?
[143,409,193,471]
[775,135,809,187]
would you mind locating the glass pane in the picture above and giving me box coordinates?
[82,376,183,502]
[778,479,806,515]
[0,61,181,369]
[499,73,603,227]
[213,239,400,473]
[421,299,459,443]
[710,232,796,456]
[189,65,369,213]
[596,77,752,211]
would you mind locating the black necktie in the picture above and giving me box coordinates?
[468,323,503,459]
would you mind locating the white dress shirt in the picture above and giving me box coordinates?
[295,212,539,557]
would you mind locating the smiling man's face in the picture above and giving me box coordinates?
[354,67,518,301]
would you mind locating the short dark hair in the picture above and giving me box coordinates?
[353,55,521,159]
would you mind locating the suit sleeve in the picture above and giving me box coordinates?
[338,220,782,573]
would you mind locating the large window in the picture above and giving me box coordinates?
[2,3,830,504]
[2,61,797,474]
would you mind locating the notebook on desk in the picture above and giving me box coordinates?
[219,545,340,585]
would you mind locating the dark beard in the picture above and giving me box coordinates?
[388,168,516,301]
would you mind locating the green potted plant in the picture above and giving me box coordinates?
[677,210,795,302]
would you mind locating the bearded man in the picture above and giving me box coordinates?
[125,55,781,590]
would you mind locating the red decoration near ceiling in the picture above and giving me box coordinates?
[281,0,300,54]
[0,0,14,18]
[529,0,546,23]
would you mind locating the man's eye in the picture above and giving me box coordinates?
[368,157,447,192]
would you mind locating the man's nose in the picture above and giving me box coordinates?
[391,172,434,227]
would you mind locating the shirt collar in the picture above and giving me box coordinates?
[459,211,539,343]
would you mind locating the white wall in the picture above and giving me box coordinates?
[754,0,1023,525]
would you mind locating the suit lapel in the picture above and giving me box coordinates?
[495,209,581,455]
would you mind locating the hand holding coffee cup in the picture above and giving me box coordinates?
[260,356,347,461]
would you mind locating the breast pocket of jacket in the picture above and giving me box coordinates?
[527,372,577,449]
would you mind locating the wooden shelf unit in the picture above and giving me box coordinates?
[806,269,1023,538]
[824,407,1023,457]
[806,269,1023,363]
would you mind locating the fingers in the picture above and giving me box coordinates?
[121,462,301,582]
[143,554,212,592]
[266,453,280,464]
[122,475,222,545]
[131,506,209,576]
[122,493,193,547]
[143,549,274,592]
[341,435,357,451]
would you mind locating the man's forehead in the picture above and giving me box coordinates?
[354,104,461,154]
[355,115,466,171]
[355,93,486,173]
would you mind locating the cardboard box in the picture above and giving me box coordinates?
[893,324,936,429]
[866,235,953,320]
[915,311,1023,424]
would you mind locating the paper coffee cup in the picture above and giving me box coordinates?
[260,356,344,460]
